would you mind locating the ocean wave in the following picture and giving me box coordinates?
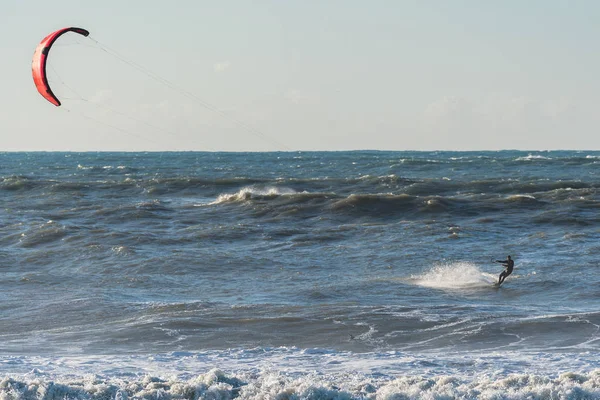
[211,186,300,204]
[325,192,545,217]
[511,180,592,195]
[17,220,70,248]
[387,178,594,199]
[329,193,416,215]
[532,211,600,226]
[202,187,600,225]
[2,170,597,203]
[515,154,552,161]
[505,194,540,203]
[144,177,270,195]
[0,176,38,191]
[2,367,600,399]
[76,164,140,174]
[91,200,173,222]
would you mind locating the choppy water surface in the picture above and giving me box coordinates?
[1,151,600,398]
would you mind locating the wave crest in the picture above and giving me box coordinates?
[212,186,299,204]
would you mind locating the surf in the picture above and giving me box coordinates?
[411,262,498,289]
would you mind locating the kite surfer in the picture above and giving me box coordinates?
[494,255,514,285]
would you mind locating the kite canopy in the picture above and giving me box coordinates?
[32,27,90,106]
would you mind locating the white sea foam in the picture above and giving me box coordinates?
[1,350,600,399]
[211,186,298,204]
[506,194,537,201]
[412,262,497,289]
[515,154,551,161]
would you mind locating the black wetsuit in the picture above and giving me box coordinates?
[496,258,514,284]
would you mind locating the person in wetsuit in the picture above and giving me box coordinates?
[495,255,514,285]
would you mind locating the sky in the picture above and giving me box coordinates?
[2,1,600,151]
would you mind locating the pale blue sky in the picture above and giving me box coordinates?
[2,1,599,151]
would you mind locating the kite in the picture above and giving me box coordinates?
[32,27,90,106]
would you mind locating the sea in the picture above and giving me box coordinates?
[1,150,600,399]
